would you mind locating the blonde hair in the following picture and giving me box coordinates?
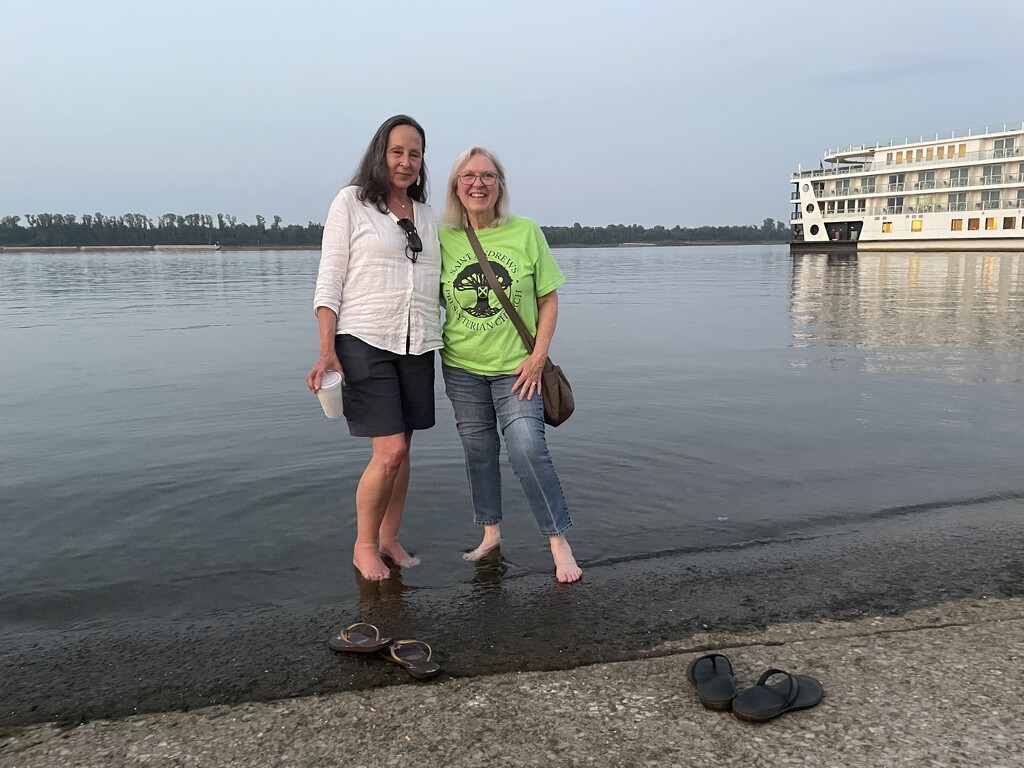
[440,147,512,229]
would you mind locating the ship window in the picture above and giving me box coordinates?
[994,137,1015,158]
[982,164,1002,183]
[882,222,893,233]
[1003,217,1016,229]
[981,190,1001,208]
[958,143,967,157]
[968,218,980,230]
[806,203,815,213]
[886,152,893,164]
[949,167,969,187]
[809,224,819,235]
[986,217,998,230]
[915,149,923,161]
[926,148,934,161]
[911,220,923,232]
[947,145,955,158]
[937,146,945,159]
[802,183,810,192]
[951,219,963,231]
[896,151,903,164]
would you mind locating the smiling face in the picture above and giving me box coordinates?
[386,125,423,194]
[455,153,500,226]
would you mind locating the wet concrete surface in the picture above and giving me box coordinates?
[4,597,1023,767]
[2,499,1022,729]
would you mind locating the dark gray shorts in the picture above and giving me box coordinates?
[334,335,435,437]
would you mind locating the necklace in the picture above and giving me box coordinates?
[389,195,411,216]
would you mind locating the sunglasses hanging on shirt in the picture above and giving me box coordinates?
[396,218,422,263]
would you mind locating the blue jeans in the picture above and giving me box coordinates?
[442,364,572,537]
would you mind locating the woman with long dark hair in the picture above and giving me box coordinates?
[306,115,441,582]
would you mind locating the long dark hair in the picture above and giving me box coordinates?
[350,114,428,213]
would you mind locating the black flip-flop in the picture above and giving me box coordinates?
[328,622,394,653]
[731,668,825,722]
[685,653,738,711]
[384,639,441,680]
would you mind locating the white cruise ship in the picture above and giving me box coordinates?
[791,122,1024,250]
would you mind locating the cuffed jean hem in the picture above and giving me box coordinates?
[543,521,574,537]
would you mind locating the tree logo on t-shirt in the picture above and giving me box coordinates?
[453,261,512,319]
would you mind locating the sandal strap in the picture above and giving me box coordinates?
[755,668,801,710]
[341,622,381,642]
[389,639,433,662]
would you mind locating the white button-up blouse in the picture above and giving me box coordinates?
[313,186,442,356]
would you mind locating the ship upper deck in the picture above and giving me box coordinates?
[792,122,1024,180]
[823,122,1024,163]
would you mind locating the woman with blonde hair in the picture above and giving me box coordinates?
[438,147,582,583]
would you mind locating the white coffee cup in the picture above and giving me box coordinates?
[316,370,344,419]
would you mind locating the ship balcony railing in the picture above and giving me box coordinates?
[822,122,1024,157]
[913,181,937,190]
[943,179,970,187]
[795,142,1024,179]
[818,201,1024,216]
[886,183,906,192]
[791,211,803,220]
[979,175,1004,184]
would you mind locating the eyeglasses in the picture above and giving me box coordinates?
[457,171,498,186]
[396,218,422,262]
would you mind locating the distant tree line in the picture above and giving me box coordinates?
[541,218,791,246]
[0,213,323,247]
[0,213,791,248]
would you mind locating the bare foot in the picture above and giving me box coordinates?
[379,539,421,568]
[463,525,501,562]
[353,544,391,581]
[550,535,582,583]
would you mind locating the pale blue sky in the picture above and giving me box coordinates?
[2,0,1020,228]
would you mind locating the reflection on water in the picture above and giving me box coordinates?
[791,252,1024,381]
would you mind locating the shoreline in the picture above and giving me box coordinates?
[0,244,222,253]
[1,496,1021,730]
[2,595,1021,766]
[0,241,784,254]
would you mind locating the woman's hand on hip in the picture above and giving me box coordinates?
[511,353,546,401]
[307,352,343,393]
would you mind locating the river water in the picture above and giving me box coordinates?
[2,246,1023,638]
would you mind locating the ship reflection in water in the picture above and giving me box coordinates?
[789,251,1024,381]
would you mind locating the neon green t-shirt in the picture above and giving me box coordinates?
[440,216,565,375]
